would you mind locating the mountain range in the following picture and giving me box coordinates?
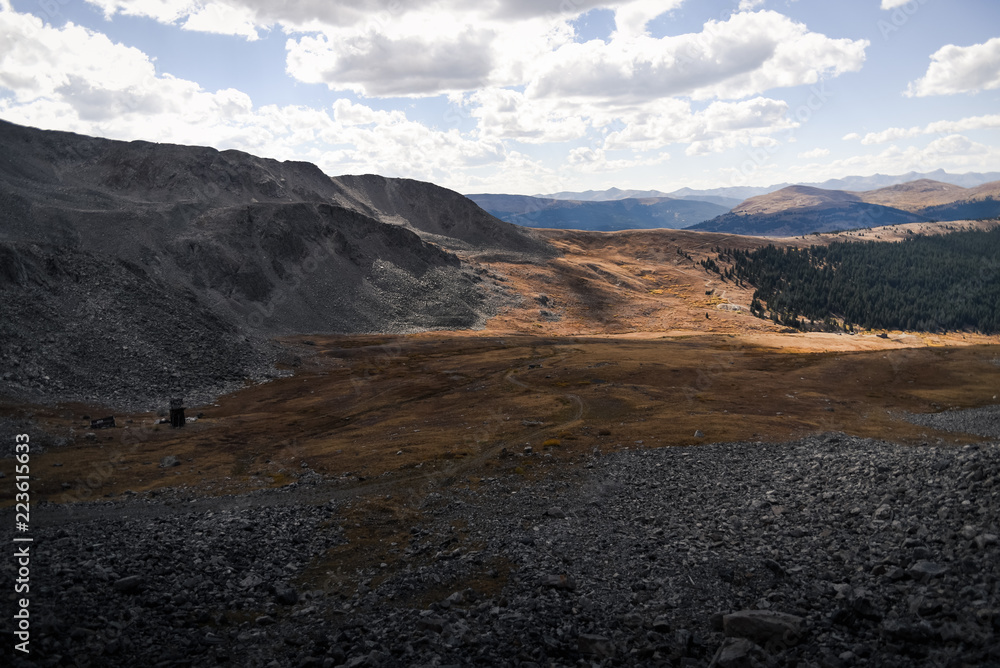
[690,179,1000,236]
[536,169,1000,204]
[474,170,1000,235]
[466,193,729,231]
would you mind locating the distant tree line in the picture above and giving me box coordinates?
[714,227,1000,333]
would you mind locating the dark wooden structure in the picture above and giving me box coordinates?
[90,416,116,429]
[169,397,186,428]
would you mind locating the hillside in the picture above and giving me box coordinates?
[729,185,863,216]
[468,193,728,230]
[914,180,1000,221]
[856,179,969,211]
[690,202,922,237]
[330,175,552,257]
[690,179,1000,235]
[724,226,1000,333]
[0,120,548,408]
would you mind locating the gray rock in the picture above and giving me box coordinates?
[112,575,144,594]
[159,455,180,468]
[975,533,998,549]
[417,617,445,634]
[240,574,264,589]
[881,619,937,644]
[723,609,802,646]
[18,428,1000,668]
[577,633,615,658]
[872,503,893,521]
[710,637,764,668]
[539,574,575,590]
[275,585,298,605]
[908,561,949,580]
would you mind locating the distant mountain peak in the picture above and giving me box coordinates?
[732,185,861,216]
[690,176,1000,236]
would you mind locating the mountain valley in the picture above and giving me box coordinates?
[2,121,999,668]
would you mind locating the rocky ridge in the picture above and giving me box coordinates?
[0,120,549,410]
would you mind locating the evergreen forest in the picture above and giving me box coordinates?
[716,227,1000,333]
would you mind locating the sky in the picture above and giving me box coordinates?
[0,0,998,195]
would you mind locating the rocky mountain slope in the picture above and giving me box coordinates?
[331,174,551,257]
[468,193,729,231]
[0,120,549,409]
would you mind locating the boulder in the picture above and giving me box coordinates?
[723,610,802,647]
[578,634,615,658]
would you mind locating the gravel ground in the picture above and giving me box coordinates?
[6,432,998,667]
[906,404,1000,439]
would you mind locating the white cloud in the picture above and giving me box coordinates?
[739,0,766,10]
[0,10,551,192]
[76,2,865,106]
[281,5,586,97]
[880,0,913,9]
[922,133,990,158]
[852,114,1000,144]
[906,37,1000,97]
[468,88,588,143]
[612,0,683,39]
[285,21,499,97]
[782,134,1000,183]
[82,0,388,34]
[602,96,796,153]
[529,11,867,103]
[84,0,194,24]
[0,10,250,137]
[860,127,912,145]
[924,114,1000,135]
[842,132,861,141]
[74,0,666,91]
[566,146,669,174]
[82,0,636,34]
[182,2,260,40]
[798,148,830,159]
[721,132,1000,189]
[322,100,508,177]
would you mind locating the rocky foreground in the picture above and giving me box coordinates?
[8,432,1000,668]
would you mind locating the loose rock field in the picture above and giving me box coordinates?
[12,433,999,667]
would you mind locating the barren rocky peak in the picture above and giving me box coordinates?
[329,173,554,256]
[0,120,549,409]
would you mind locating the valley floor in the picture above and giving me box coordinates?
[3,330,1000,666]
